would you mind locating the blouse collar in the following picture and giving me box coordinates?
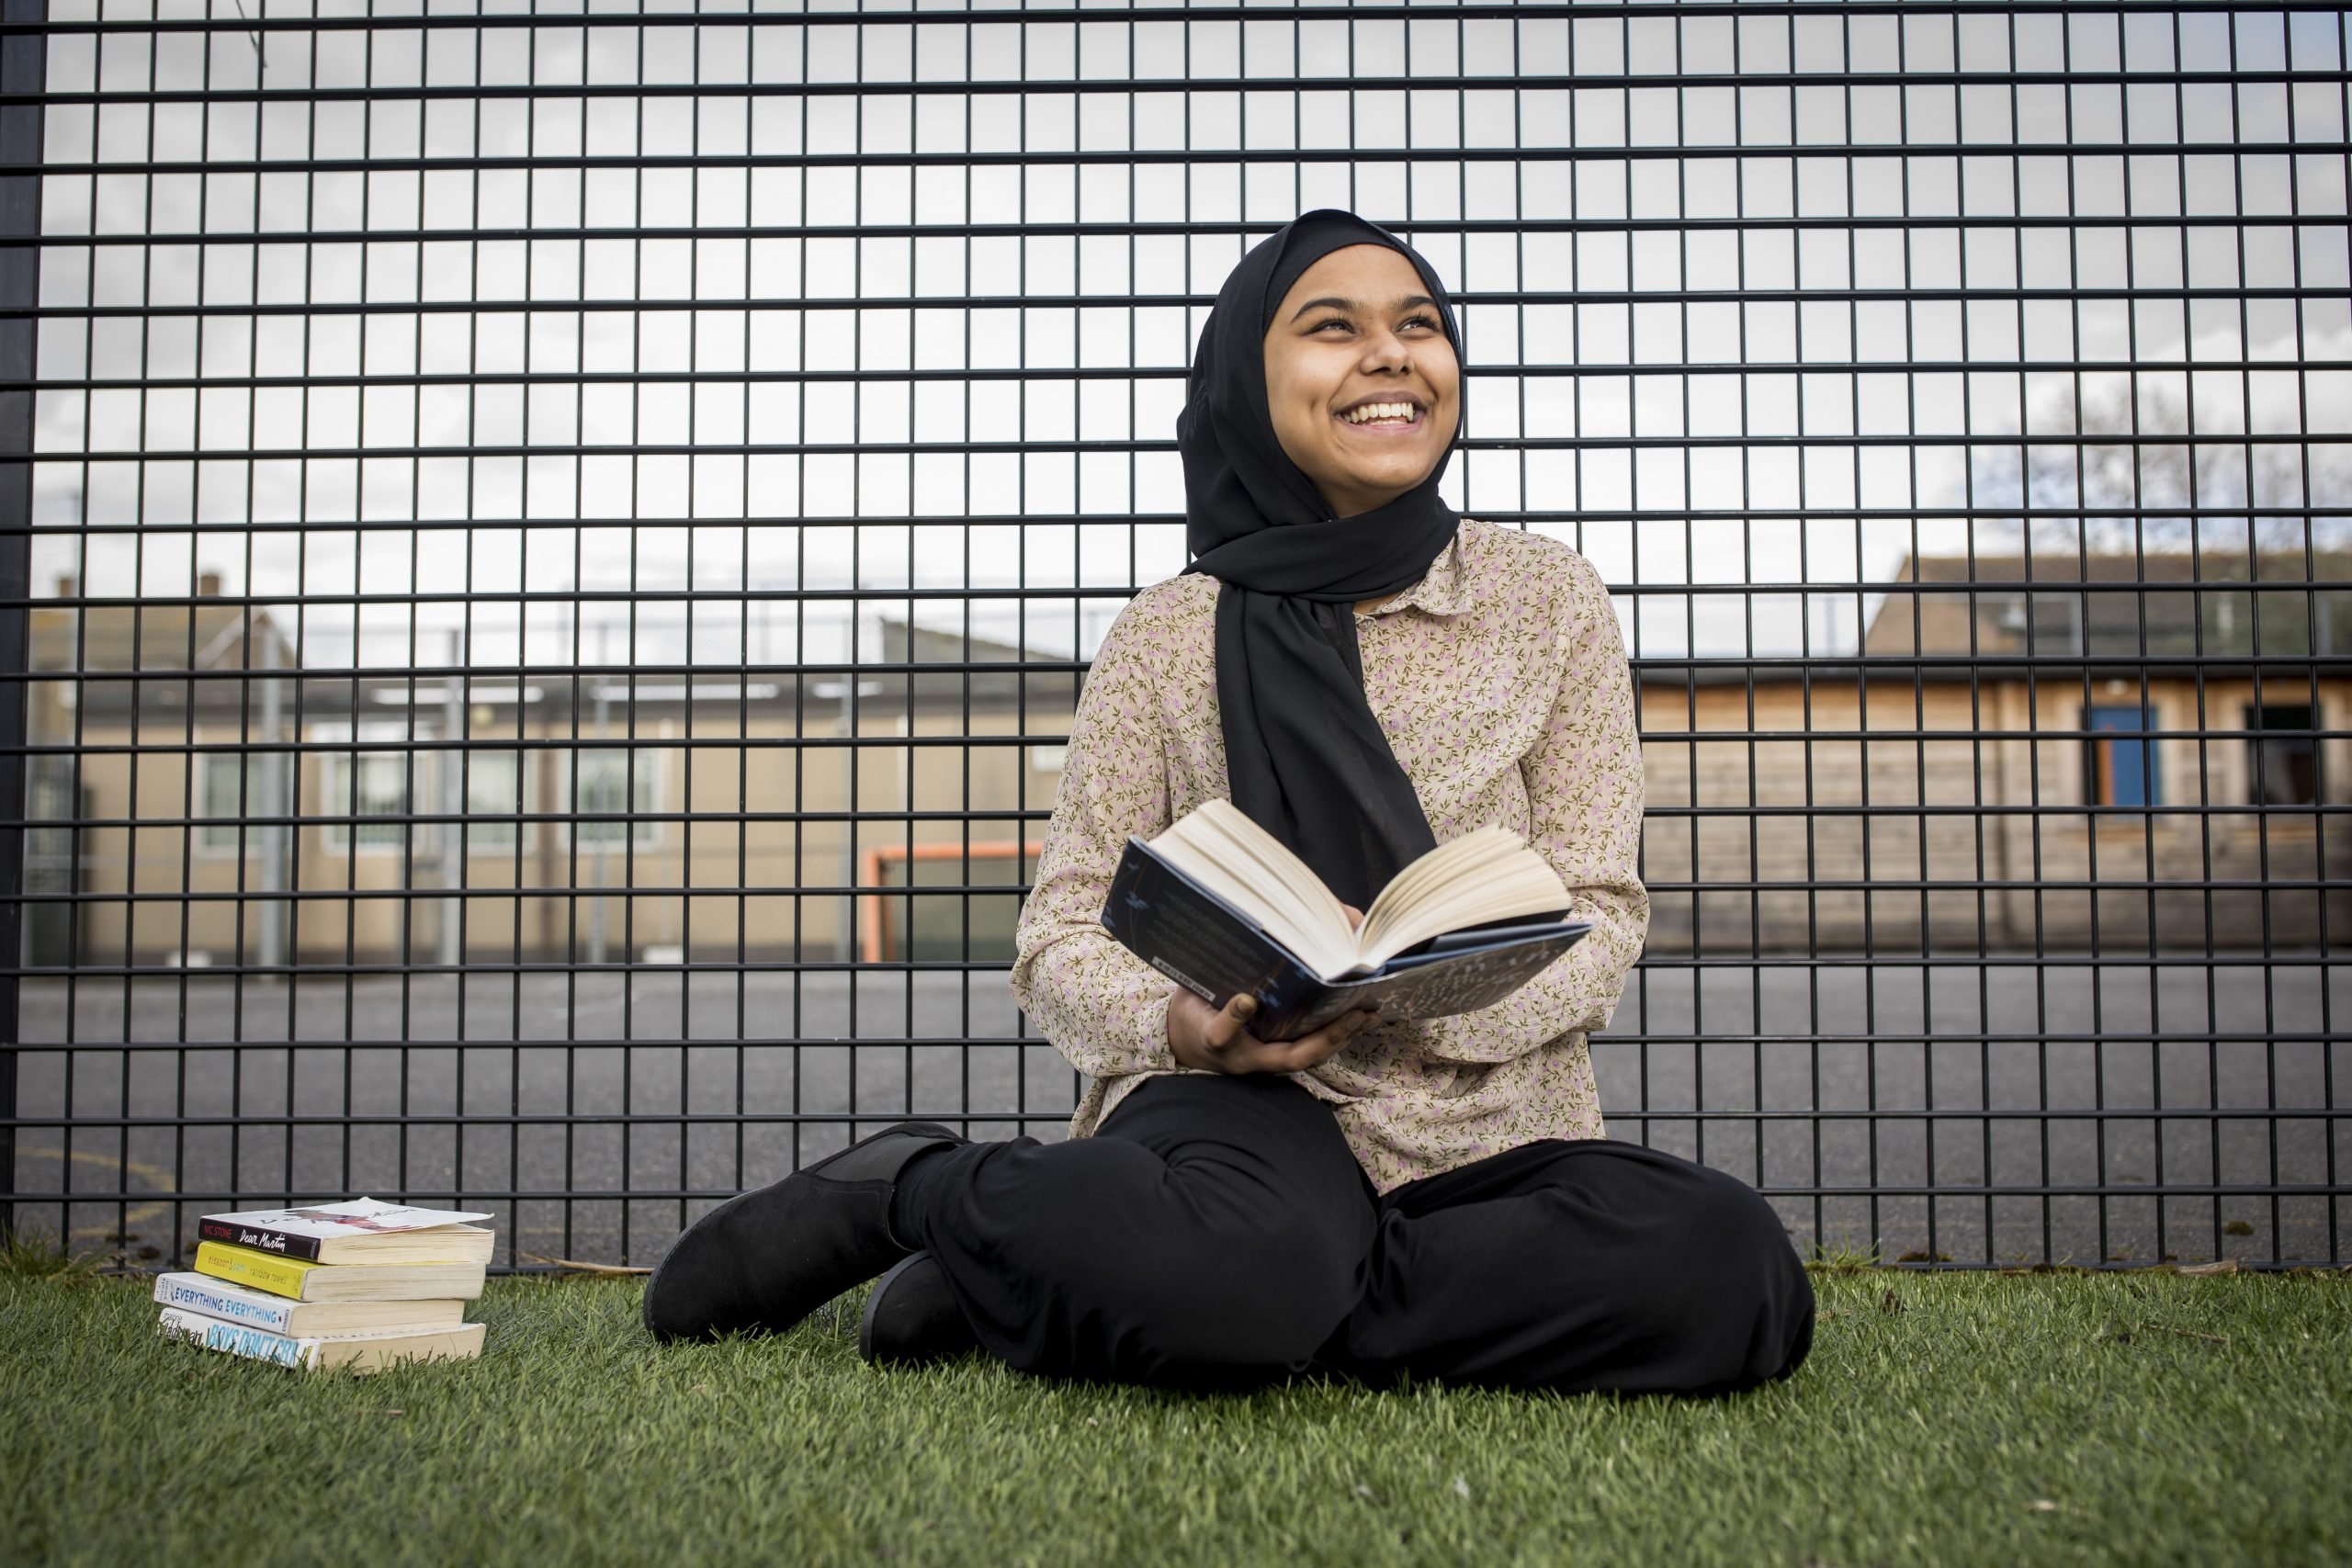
[1356,521,1472,620]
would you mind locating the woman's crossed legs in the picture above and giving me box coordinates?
[889,1073,1815,1395]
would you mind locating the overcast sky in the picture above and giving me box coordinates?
[27,5,2352,671]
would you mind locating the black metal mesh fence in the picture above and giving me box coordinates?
[2,2,2345,1272]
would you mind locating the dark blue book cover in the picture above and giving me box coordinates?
[1100,837,1592,1043]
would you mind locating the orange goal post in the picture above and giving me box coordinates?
[858,840,1045,964]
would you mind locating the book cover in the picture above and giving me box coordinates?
[1101,837,1591,1043]
[191,1241,484,1303]
[194,1240,317,1300]
[196,1198,494,1263]
[156,1308,486,1373]
[152,1273,466,1337]
[153,1271,301,1334]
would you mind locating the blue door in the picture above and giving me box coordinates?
[2087,705,2162,807]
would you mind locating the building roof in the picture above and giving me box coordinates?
[30,598,296,676]
[1862,551,2352,660]
[46,607,1079,728]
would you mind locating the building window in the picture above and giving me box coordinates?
[322,749,415,852]
[24,754,82,966]
[2086,705,2163,808]
[2248,704,2319,806]
[459,750,530,853]
[1989,591,2086,656]
[197,751,294,853]
[560,747,665,849]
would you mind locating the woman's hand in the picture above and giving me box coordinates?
[1163,904,1375,1075]
[1165,989,1378,1075]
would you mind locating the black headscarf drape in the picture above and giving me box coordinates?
[1178,209,1464,909]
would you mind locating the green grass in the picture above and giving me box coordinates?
[0,1223,106,1280]
[3,1269,2347,1567]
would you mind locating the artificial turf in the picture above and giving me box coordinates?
[2,1268,2346,1567]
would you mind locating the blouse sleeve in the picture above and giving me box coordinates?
[1007,593,1183,1081]
[1409,548,1649,1065]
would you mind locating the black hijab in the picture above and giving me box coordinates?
[1177,209,1464,910]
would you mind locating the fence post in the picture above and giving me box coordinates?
[441,628,463,970]
[0,0,42,1236]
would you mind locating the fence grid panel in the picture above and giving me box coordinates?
[3,1,2346,1270]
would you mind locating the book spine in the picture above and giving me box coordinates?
[196,1218,325,1261]
[194,1242,311,1300]
[152,1275,297,1334]
[157,1307,315,1370]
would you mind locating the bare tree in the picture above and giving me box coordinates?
[1968,378,2309,556]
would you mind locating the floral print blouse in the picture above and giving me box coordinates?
[1009,518,1649,1194]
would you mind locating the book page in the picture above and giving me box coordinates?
[1146,801,1357,978]
[1359,829,1514,938]
[1145,802,1571,982]
[1356,830,1574,969]
[201,1197,493,1240]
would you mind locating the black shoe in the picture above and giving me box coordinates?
[858,1251,983,1367]
[642,1121,966,1344]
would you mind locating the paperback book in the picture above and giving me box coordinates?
[192,1240,486,1303]
[196,1197,494,1264]
[157,1308,486,1373]
[153,1272,468,1337]
[1101,799,1591,1043]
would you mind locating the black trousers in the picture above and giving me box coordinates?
[891,1073,1815,1395]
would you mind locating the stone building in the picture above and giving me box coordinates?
[1639,550,2350,953]
[27,550,2345,967]
[27,584,1073,969]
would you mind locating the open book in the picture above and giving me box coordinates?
[1100,799,1591,1043]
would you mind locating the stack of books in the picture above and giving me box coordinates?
[153,1198,495,1372]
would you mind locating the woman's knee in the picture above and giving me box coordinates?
[1025,1198,1362,1367]
[1640,1164,1814,1382]
[1683,1163,1796,1258]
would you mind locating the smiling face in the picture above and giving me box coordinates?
[1261,243,1461,519]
